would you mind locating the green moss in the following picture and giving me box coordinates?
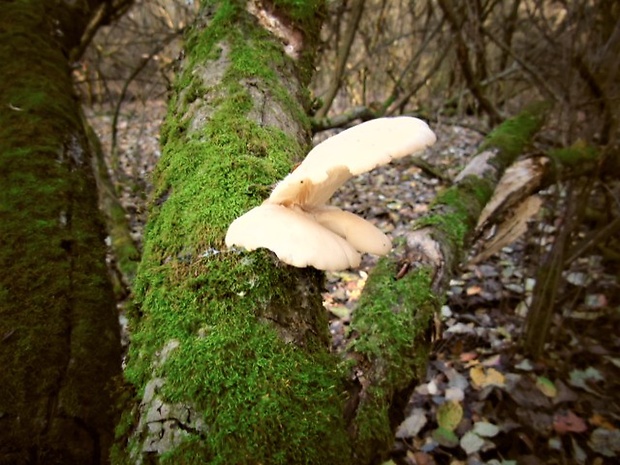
[259,0,326,84]
[414,103,549,259]
[124,251,351,462]
[481,101,549,168]
[119,1,350,463]
[352,261,435,385]
[549,142,599,168]
[414,179,491,256]
[349,259,436,459]
[1,4,121,461]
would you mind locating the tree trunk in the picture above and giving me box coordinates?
[0,2,122,464]
[113,1,348,464]
[114,1,548,463]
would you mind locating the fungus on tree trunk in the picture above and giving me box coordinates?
[225,116,436,270]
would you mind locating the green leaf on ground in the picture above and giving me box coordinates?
[436,400,463,431]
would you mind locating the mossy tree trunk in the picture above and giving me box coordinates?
[114,2,349,463]
[114,1,548,463]
[0,1,126,464]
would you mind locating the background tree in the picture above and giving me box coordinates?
[0,1,131,463]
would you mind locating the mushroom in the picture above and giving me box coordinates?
[225,116,437,270]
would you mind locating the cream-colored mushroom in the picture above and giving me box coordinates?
[225,203,362,270]
[225,116,436,270]
[268,116,437,207]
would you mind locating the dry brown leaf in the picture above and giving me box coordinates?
[470,365,506,389]
[470,195,542,264]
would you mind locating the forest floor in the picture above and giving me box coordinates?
[87,100,619,465]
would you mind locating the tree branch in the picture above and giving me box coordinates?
[345,103,548,463]
[315,0,366,119]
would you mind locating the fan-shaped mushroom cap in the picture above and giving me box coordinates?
[225,203,361,270]
[268,116,436,207]
[225,117,437,270]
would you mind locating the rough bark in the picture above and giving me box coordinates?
[438,0,502,125]
[113,0,548,462]
[0,2,122,464]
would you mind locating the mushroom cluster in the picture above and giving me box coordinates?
[225,117,436,270]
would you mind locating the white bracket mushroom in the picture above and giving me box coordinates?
[225,116,437,271]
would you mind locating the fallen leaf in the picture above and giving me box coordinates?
[506,374,551,409]
[437,401,463,431]
[445,367,469,390]
[445,386,465,401]
[536,376,557,398]
[473,421,500,438]
[566,271,588,286]
[407,451,435,465]
[604,356,620,369]
[553,379,579,405]
[460,351,478,363]
[515,359,534,371]
[548,436,562,450]
[482,354,502,367]
[396,408,427,438]
[470,365,505,389]
[571,436,588,465]
[460,431,484,455]
[589,413,615,429]
[432,426,459,448]
[516,407,554,435]
[466,285,482,295]
[328,305,350,319]
[553,410,588,434]
[588,428,620,457]
[445,322,476,334]
[569,367,604,393]
[584,293,607,309]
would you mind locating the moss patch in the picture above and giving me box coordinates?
[481,101,550,169]
[350,258,437,459]
[0,4,121,463]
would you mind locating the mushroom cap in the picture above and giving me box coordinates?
[225,116,437,270]
[225,203,361,270]
[268,116,436,207]
[312,206,391,256]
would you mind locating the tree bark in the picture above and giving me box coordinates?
[438,0,502,125]
[314,0,366,119]
[0,2,122,464]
